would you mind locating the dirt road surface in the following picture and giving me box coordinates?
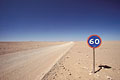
[0,42,74,80]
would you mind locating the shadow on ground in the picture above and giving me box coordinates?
[95,65,112,73]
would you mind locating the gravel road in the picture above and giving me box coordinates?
[0,42,74,80]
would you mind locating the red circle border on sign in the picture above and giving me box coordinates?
[87,34,102,48]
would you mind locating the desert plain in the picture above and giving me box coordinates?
[0,41,120,80]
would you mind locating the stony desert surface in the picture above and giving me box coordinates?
[42,41,120,80]
[0,41,120,80]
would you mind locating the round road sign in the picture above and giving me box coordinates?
[87,35,102,48]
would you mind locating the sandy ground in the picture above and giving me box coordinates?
[42,41,120,80]
[0,42,66,55]
[0,42,74,80]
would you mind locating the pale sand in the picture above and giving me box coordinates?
[42,41,120,80]
[0,42,74,80]
[0,42,66,55]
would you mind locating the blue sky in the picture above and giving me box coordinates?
[0,0,120,41]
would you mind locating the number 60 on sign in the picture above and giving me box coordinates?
[87,35,102,48]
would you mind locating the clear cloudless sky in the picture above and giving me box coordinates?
[0,0,120,41]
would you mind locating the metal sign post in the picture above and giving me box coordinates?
[87,35,102,74]
[93,48,95,73]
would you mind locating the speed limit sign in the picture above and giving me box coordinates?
[87,35,102,48]
[87,35,102,73]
